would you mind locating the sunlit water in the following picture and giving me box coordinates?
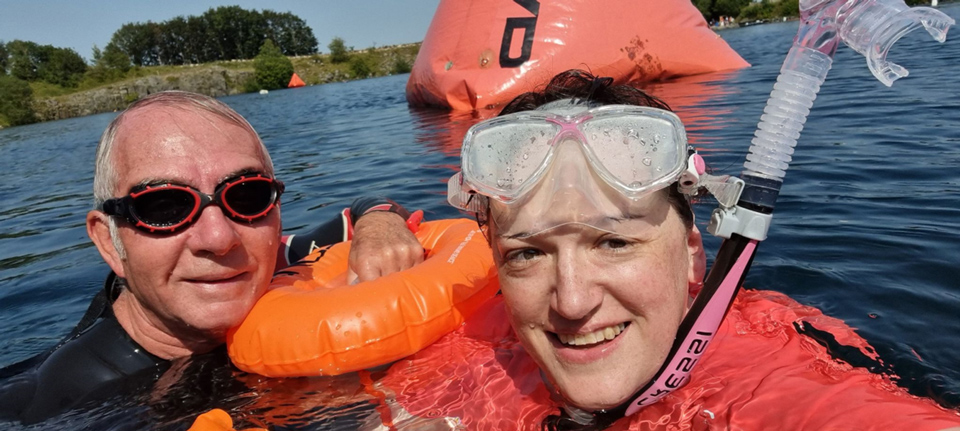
[1,5,959,428]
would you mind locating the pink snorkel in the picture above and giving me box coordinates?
[571,0,956,424]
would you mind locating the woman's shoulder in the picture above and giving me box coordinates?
[656,289,960,430]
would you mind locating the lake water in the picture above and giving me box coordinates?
[1,5,959,429]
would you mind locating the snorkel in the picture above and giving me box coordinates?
[612,0,955,420]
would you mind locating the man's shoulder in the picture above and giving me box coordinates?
[2,275,169,423]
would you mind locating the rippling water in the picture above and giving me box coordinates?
[1,6,959,428]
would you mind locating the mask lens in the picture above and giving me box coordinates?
[464,120,558,200]
[132,188,197,227]
[222,178,275,218]
[581,114,684,192]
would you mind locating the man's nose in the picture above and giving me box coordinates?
[551,251,603,321]
[187,204,242,256]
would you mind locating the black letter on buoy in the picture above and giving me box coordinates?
[500,0,540,68]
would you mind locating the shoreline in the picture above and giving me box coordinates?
[1,43,420,128]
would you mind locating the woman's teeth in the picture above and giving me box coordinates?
[557,323,626,346]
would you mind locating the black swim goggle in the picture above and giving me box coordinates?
[99,173,284,234]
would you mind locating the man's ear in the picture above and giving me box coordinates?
[87,210,126,278]
[687,225,706,292]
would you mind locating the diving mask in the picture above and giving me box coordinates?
[448,105,710,235]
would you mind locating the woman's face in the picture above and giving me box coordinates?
[490,191,704,411]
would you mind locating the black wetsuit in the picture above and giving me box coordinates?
[0,197,411,424]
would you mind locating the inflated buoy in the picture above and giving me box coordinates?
[287,73,305,88]
[406,0,750,110]
[227,219,499,377]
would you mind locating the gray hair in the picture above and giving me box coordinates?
[92,91,274,257]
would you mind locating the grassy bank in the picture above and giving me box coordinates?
[0,43,419,128]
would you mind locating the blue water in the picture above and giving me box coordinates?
[1,5,959,428]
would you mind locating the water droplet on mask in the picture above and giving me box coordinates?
[518,178,524,184]
[591,134,598,140]
[356,312,363,318]
[603,130,611,137]
[522,153,529,160]
[528,323,536,330]
[630,181,643,188]
[642,157,652,166]
[640,138,646,146]
[622,137,630,145]
[497,178,506,187]
[654,134,661,144]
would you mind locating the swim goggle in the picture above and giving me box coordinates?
[448,105,700,213]
[100,173,284,234]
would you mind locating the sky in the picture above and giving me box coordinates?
[0,0,442,61]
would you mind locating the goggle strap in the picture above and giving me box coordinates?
[447,172,488,214]
[692,174,745,209]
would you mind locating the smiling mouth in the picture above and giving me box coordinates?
[188,273,245,284]
[556,323,627,347]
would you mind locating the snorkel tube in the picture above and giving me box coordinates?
[586,0,956,423]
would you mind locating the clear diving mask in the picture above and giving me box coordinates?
[448,104,720,236]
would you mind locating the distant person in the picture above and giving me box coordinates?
[0,91,424,423]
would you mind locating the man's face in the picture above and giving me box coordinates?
[106,105,281,341]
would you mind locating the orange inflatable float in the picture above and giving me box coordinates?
[405,0,750,110]
[227,218,499,377]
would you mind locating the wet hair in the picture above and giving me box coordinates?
[495,69,695,229]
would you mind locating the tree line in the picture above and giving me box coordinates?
[694,0,800,22]
[106,6,318,67]
[0,6,319,127]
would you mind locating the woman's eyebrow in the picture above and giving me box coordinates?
[500,231,534,240]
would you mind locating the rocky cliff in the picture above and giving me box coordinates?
[33,66,254,122]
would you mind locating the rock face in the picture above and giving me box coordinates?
[34,66,254,122]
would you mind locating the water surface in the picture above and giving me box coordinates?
[1,6,959,428]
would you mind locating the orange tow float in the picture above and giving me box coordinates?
[227,218,499,377]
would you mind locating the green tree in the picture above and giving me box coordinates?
[391,56,412,75]
[110,22,161,66]
[7,40,41,81]
[38,46,86,87]
[0,75,36,126]
[183,15,214,63]
[328,37,349,64]
[203,6,264,61]
[775,0,800,18]
[712,0,750,20]
[158,16,189,65]
[0,41,8,74]
[263,10,318,56]
[349,53,376,78]
[253,39,294,90]
[4,41,86,86]
[88,43,131,83]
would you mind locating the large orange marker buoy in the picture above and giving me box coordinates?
[406,0,750,110]
[288,73,305,88]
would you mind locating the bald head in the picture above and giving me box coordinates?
[93,91,273,207]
